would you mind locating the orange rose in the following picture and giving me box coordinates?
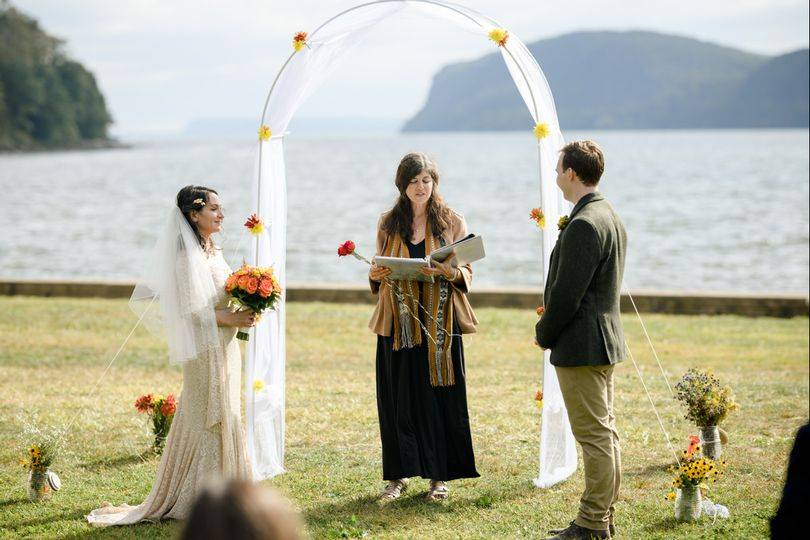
[259,279,274,298]
[246,277,259,294]
[237,275,250,291]
[225,274,238,292]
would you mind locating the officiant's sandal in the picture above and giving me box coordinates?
[425,480,449,501]
[377,478,409,504]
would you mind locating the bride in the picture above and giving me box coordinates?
[87,185,256,526]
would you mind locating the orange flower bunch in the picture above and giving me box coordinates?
[226,264,279,299]
[135,392,177,453]
[534,390,543,410]
[225,264,282,340]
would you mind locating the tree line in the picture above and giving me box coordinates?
[0,1,112,150]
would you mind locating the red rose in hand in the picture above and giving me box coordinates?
[246,277,259,294]
[237,275,250,291]
[337,240,356,257]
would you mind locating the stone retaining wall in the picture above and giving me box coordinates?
[1,279,806,318]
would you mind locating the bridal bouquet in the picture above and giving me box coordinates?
[225,264,282,341]
[135,393,177,453]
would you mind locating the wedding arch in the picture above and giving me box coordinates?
[245,0,576,486]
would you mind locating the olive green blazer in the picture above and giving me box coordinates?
[536,192,627,366]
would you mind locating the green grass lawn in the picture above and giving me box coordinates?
[0,297,807,539]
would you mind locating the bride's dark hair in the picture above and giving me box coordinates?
[381,152,451,241]
[177,185,219,249]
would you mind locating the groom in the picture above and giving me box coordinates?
[536,140,627,540]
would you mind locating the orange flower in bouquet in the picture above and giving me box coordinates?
[135,393,177,453]
[225,264,282,341]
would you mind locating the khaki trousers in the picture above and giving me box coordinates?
[555,364,621,531]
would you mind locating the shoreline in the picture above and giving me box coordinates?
[1,279,806,318]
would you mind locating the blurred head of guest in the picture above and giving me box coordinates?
[181,480,302,540]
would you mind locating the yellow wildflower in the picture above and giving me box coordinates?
[488,27,509,47]
[258,125,272,141]
[666,491,676,501]
[253,379,265,392]
[534,122,550,140]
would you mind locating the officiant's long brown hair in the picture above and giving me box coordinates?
[381,152,451,241]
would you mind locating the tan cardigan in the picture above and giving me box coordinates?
[368,210,479,336]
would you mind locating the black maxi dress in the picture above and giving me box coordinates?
[375,238,480,482]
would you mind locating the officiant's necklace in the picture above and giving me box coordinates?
[411,213,427,242]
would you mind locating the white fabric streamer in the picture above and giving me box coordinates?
[129,206,220,365]
[249,0,576,486]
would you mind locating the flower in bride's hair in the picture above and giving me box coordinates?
[337,240,356,257]
[253,379,266,392]
[533,122,550,140]
[530,207,546,229]
[488,27,509,47]
[558,215,570,231]
[244,214,265,235]
[258,125,272,141]
[192,198,205,208]
[293,31,308,52]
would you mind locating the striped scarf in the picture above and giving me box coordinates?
[384,220,455,387]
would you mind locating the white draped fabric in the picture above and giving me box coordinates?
[247,0,576,487]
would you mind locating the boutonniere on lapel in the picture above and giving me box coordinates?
[557,215,570,231]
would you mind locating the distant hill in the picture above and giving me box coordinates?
[403,31,810,131]
[0,1,113,150]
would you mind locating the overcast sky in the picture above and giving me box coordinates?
[13,0,810,136]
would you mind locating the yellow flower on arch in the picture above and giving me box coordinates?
[488,27,509,47]
[534,122,550,140]
[258,125,272,141]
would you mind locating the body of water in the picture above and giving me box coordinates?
[1,130,808,293]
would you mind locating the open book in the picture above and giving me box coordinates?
[372,235,485,282]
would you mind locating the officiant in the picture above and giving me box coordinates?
[367,152,480,503]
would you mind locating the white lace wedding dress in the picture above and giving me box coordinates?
[86,251,252,526]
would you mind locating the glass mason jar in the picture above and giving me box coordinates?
[675,485,702,522]
[27,470,52,502]
[700,425,723,460]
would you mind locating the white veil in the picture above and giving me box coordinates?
[130,206,221,365]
